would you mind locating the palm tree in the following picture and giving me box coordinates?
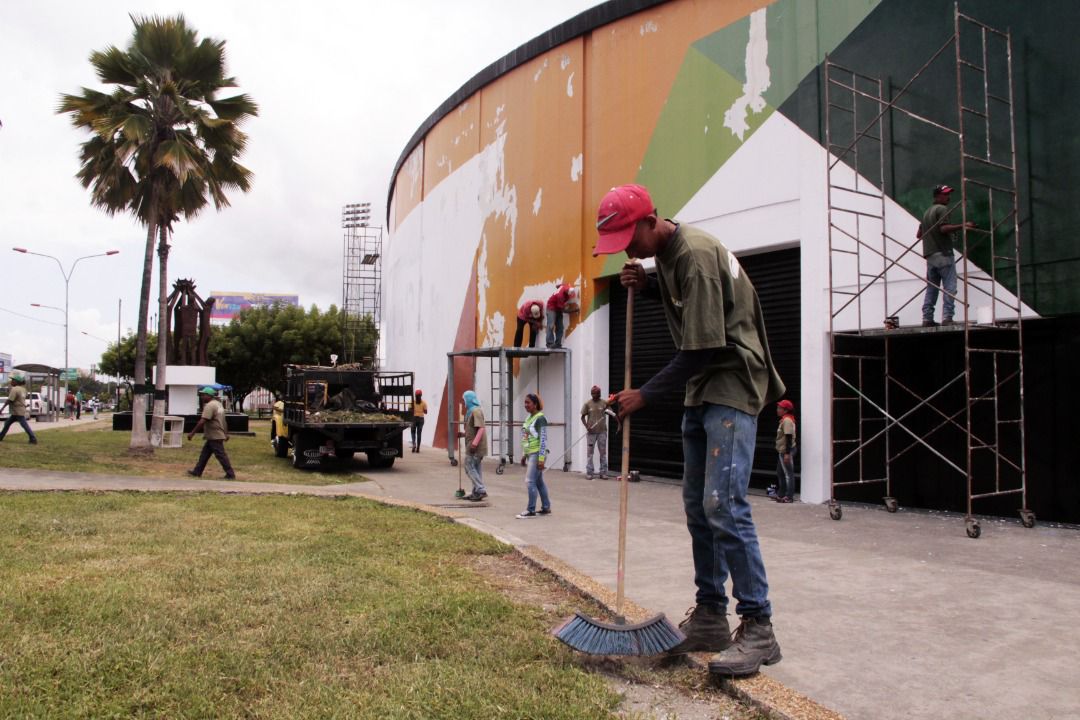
[58,14,257,449]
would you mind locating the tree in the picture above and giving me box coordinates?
[58,14,257,450]
[98,332,158,380]
[210,304,377,407]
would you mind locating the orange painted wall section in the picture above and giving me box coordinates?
[475,39,585,346]
[393,142,425,231]
[581,0,771,278]
[389,0,774,335]
[423,93,482,197]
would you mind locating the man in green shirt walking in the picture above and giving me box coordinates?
[186,386,235,479]
[0,375,38,444]
[595,183,785,677]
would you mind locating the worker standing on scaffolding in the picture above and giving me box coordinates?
[918,184,975,327]
[545,284,578,349]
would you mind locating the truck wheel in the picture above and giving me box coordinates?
[291,433,307,469]
[367,452,395,469]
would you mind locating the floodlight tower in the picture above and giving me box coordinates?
[341,202,382,366]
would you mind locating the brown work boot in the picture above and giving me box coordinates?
[668,604,731,654]
[707,615,782,676]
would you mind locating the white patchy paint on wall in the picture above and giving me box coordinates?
[570,153,583,182]
[476,232,491,341]
[566,71,575,97]
[532,187,543,215]
[560,53,571,70]
[478,120,518,267]
[384,108,519,438]
[640,19,658,36]
[724,8,771,141]
[533,57,549,82]
[485,311,506,348]
[402,147,424,202]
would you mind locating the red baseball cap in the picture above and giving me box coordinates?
[778,399,794,410]
[594,184,655,255]
[932,184,953,195]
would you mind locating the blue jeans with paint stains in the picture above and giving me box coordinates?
[682,403,771,618]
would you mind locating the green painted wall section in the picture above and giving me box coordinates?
[775,0,1080,316]
[600,0,881,277]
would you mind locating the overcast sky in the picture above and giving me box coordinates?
[0,0,599,372]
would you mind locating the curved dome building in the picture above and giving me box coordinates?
[384,0,1080,523]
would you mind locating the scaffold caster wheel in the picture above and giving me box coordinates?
[966,519,981,539]
[1019,509,1036,528]
[496,463,505,475]
[450,458,458,467]
[828,502,842,521]
[884,497,898,513]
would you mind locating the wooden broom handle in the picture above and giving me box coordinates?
[616,287,633,615]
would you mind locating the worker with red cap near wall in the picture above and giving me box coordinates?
[545,283,578,349]
[774,399,797,503]
[595,182,786,677]
[514,299,545,348]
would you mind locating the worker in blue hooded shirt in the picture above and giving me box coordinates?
[459,390,488,501]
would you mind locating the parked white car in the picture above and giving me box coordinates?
[27,392,47,420]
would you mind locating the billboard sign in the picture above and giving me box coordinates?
[0,352,10,384]
[209,292,300,323]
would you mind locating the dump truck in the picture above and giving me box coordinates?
[271,364,413,470]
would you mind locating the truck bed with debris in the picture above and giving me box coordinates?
[272,364,413,470]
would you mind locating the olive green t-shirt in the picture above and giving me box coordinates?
[7,385,27,417]
[580,398,609,433]
[465,406,487,458]
[920,203,953,257]
[655,224,786,415]
[201,399,228,441]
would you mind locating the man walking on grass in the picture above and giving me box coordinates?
[595,183,785,677]
[187,386,235,479]
[0,375,38,444]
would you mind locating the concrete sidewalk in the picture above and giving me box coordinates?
[2,450,1078,719]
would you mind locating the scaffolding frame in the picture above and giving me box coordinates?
[446,347,572,473]
[342,203,382,366]
[825,3,1030,538]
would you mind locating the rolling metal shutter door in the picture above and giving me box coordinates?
[608,247,801,488]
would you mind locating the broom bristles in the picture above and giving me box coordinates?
[552,612,685,656]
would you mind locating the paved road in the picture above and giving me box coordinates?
[2,447,1078,719]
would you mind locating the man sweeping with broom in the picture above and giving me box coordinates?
[594,184,786,677]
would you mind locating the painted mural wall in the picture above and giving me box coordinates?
[385,0,1075,502]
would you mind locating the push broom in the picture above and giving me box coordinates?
[552,286,684,655]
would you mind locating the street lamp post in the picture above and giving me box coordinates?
[14,247,119,394]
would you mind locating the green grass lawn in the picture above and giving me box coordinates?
[0,420,358,486]
[0,492,625,719]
